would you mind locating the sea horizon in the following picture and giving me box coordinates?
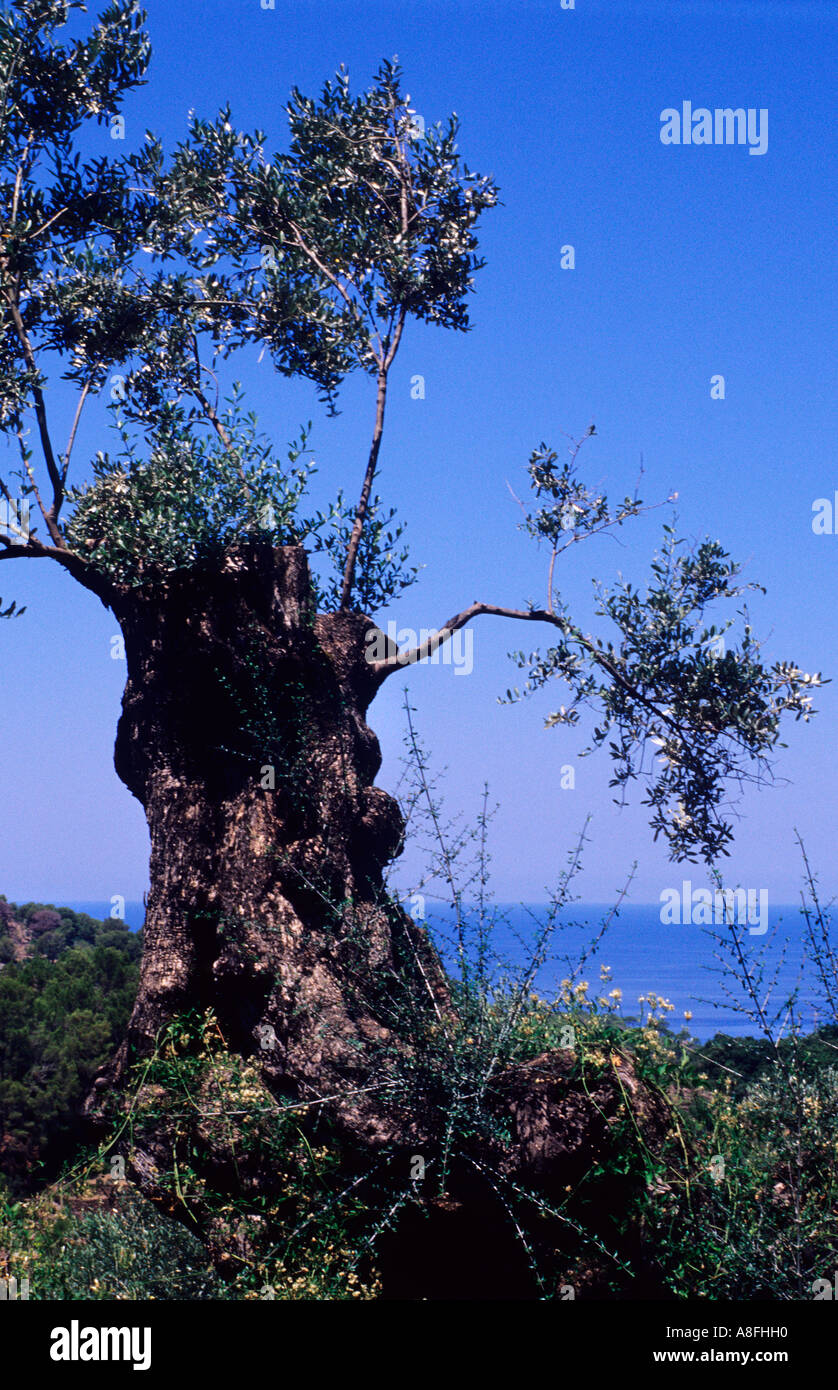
[10,896,823,1045]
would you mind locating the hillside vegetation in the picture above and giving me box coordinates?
[1,896,837,1300]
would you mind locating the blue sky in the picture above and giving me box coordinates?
[1,0,836,907]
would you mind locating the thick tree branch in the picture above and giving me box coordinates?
[0,533,111,600]
[339,306,406,611]
[338,369,387,610]
[369,602,562,677]
[369,599,682,735]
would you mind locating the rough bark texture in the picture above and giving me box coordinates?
[91,542,446,1148]
[82,542,671,1294]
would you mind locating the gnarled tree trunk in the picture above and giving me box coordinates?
[94,542,446,1147]
[83,542,670,1296]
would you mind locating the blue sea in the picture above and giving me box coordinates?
[65,898,831,1043]
[421,902,829,1043]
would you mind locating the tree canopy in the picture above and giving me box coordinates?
[0,0,824,863]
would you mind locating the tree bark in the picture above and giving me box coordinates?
[83,542,671,1295]
[95,542,446,1148]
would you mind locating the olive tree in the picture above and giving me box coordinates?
[0,1,820,1174]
